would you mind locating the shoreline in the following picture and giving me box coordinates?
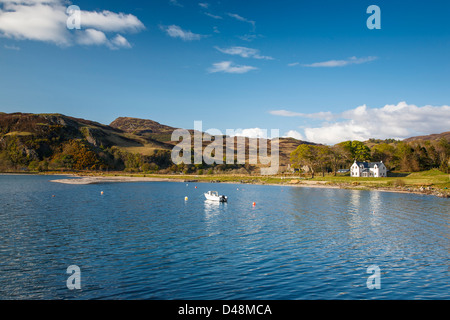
[45,174,449,198]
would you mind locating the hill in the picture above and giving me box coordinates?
[0,112,313,173]
[404,131,450,142]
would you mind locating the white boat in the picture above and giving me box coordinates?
[204,191,228,202]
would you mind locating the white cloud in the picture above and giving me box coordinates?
[0,0,144,49]
[227,12,255,29]
[288,62,300,67]
[198,2,209,9]
[283,130,304,141]
[215,46,273,60]
[270,109,334,121]
[208,61,257,74]
[4,44,20,50]
[0,1,70,45]
[169,0,183,7]
[273,102,450,145]
[303,56,378,67]
[79,10,144,33]
[110,34,131,49]
[76,30,132,49]
[238,33,263,42]
[204,12,222,19]
[77,28,108,46]
[231,128,269,139]
[160,24,205,41]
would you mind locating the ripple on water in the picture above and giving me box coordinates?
[0,176,448,300]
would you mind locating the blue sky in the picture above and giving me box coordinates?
[0,0,449,144]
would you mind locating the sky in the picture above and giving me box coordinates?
[0,0,449,145]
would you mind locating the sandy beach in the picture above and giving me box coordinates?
[50,176,188,185]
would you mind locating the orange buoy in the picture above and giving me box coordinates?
[252,202,256,206]
[101,191,104,195]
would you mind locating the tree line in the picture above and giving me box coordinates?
[290,138,450,177]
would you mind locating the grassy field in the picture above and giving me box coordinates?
[312,169,450,189]
[86,168,449,190]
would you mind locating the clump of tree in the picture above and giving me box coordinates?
[290,138,450,176]
[51,139,105,170]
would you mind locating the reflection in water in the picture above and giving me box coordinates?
[203,200,225,236]
[368,191,382,228]
[347,190,364,239]
[204,200,224,217]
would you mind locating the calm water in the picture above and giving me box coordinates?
[0,175,448,300]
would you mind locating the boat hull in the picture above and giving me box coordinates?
[204,194,228,202]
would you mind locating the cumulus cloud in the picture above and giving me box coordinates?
[0,0,144,49]
[283,130,304,141]
[208,61,257,74]
[215,46,273,60]
[230,128,271,139]
[79,10,144,33]
[110,34,131,49]
[160,24,205,41]
[303,56,378,67]
[272,102,450,145]
[76,28,108,46]
[0,0,70,45]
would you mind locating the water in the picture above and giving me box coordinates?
[0,175,448,300]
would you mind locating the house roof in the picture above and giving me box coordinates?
[354,161,384,168]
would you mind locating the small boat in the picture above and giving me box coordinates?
[204,191,228,202]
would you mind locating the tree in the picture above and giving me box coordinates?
[58,140,103,170]
[316,145,332,177]
[394,142,419,172]
[339,140,371,162]
[290,144,323,178]
[371,143,395,167]
[330,144,351,176]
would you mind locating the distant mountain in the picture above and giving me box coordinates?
[404,131,450,142]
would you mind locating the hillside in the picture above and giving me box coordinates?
[404,131,450,142]
[0,112,312,173]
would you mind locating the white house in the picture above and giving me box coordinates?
[350,161,387,178]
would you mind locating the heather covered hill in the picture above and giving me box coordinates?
[404,131,450,142]
[0,113,171,172]
[0,112,308,173]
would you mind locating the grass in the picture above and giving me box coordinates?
[4,131,34,136]
[310,169,449,189]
